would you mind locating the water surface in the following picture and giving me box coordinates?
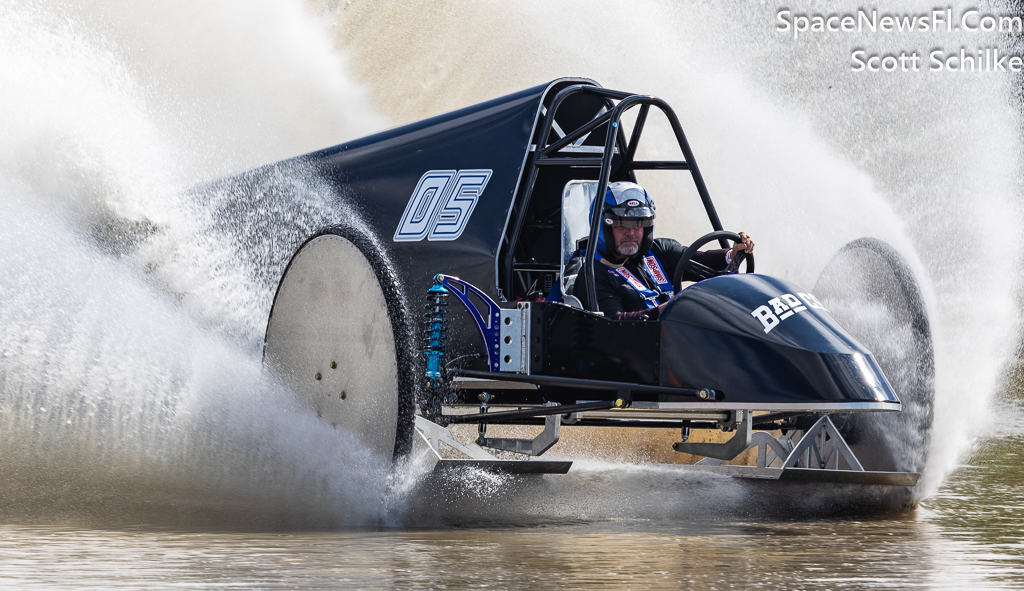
[2,423,1021,590]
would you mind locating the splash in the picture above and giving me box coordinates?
[0,2,389,526]
[0,195,393,527]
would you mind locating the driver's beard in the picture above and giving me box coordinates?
[615,241,640,258]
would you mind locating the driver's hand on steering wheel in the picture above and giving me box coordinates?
[727,232,755,263]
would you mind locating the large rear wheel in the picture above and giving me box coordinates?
[264,228,415,462]
[813,237,934,475]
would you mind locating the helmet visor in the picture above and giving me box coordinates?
[606,206,655,219]
[605,205,655,228]
[607,217,654,228]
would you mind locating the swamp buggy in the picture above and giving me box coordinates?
[258,79,934,488]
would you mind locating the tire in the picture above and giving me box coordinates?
[813,238,934,475]
[263,226,416,462]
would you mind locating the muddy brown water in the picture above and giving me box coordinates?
[1,402,1022,590]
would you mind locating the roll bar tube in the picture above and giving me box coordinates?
[503,85,726,312]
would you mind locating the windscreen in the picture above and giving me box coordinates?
[560,180,597,296]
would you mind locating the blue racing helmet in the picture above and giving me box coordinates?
[593,181,656,259]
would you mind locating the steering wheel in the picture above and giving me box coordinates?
[671,231,755,292]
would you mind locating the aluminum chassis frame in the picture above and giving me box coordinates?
[416,410,918,486]
[681,414,919,486]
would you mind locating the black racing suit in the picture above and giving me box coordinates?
[573,238,728,320]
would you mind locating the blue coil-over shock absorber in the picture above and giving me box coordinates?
[423,275,449,391]
[422,273,502,427]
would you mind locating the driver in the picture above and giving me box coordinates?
[574,181,754,321]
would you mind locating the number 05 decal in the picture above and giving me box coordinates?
[393,169,492,242]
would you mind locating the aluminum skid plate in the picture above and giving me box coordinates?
[412,416,572,474]
[678,464,919,486]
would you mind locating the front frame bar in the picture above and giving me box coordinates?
[503,84,728,311]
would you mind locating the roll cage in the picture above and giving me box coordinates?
[499,84,731,310]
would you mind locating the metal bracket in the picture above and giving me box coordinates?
[499,303,532,374]
[436,275,502,371]
[479,403,561,456]
[673,410,751,460]
[782,415,864,471]
[750,430,794,468]
[684,414,864,474]
[413,415,498,468]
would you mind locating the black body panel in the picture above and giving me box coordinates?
[543,304,659,384]
[222,79,595,308]
[659,274,899,405]
[308,83,546,298]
